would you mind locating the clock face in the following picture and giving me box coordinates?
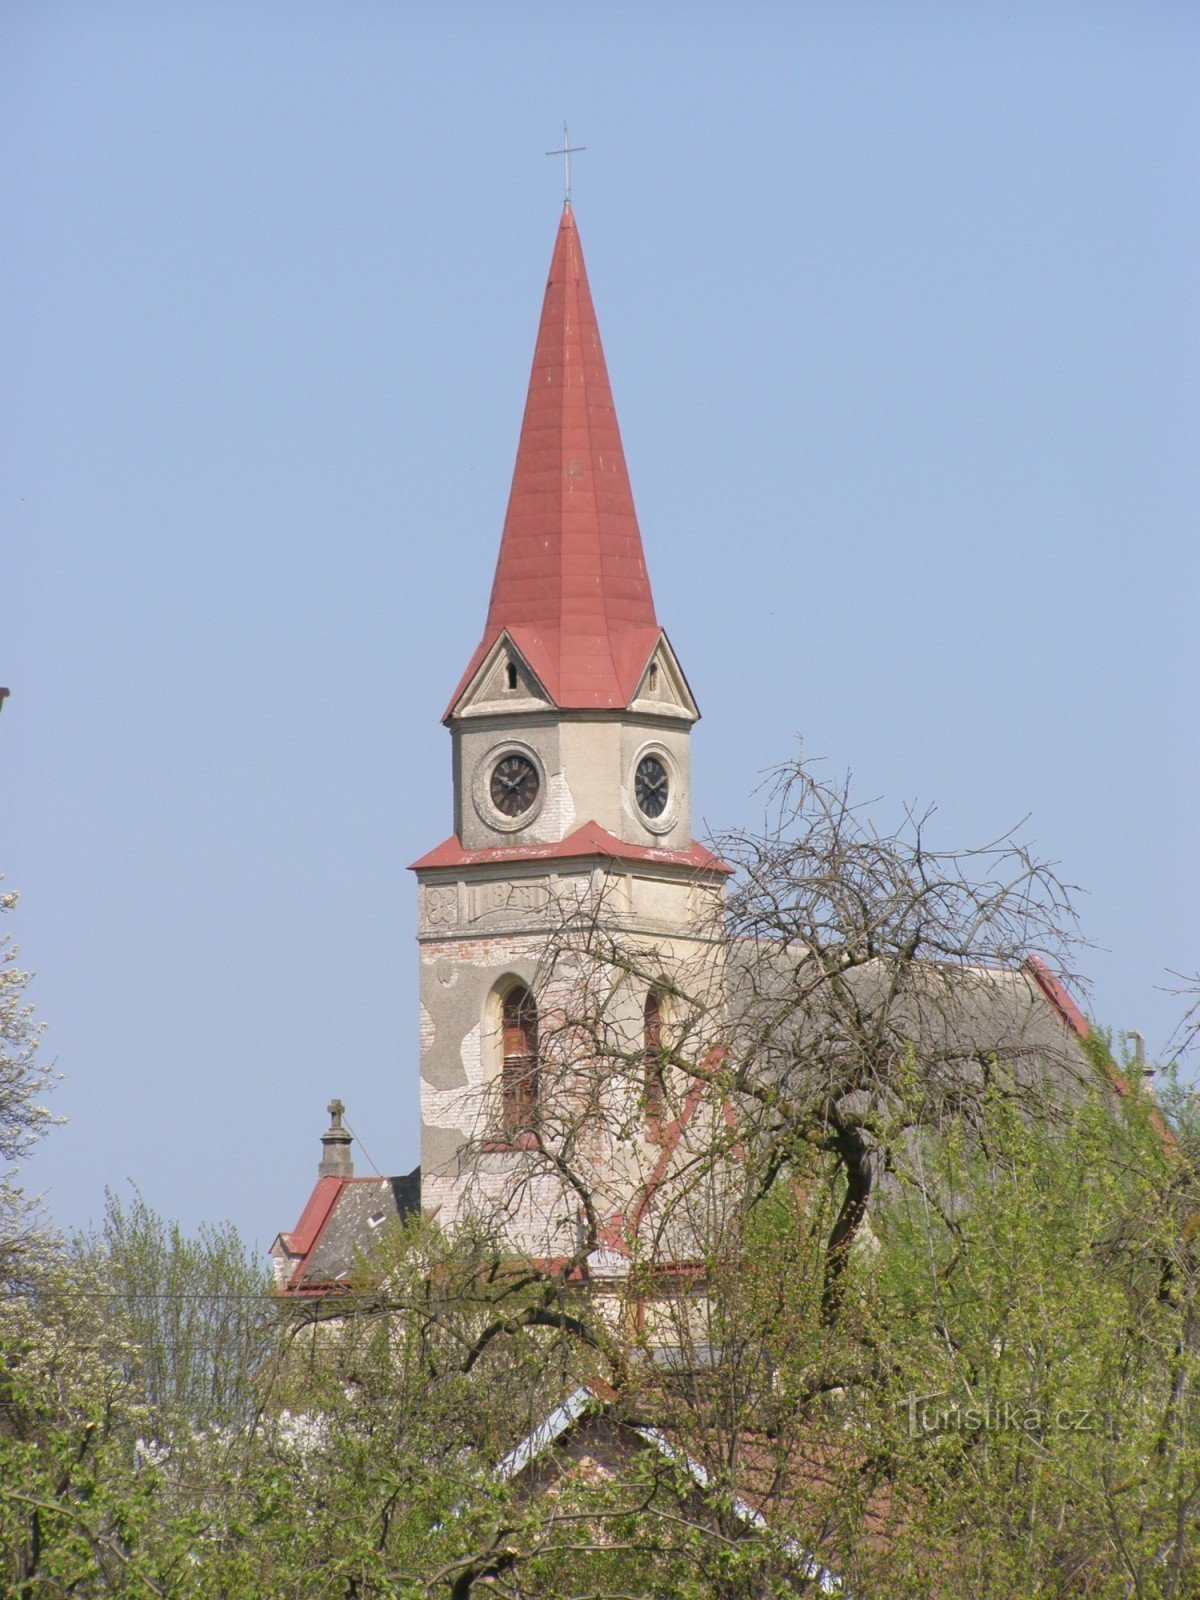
[635,754,670,820]
[490,753,540,817]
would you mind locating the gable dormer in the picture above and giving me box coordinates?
[628,635,699,724]
[450,631,554,721]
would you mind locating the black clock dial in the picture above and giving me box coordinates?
[635,755,670,820]
[490,754,539,817]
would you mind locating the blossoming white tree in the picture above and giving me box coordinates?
[0,887,54,1291]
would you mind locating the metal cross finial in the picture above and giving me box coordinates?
[327,1098,345,1128]
[546,123,585,207]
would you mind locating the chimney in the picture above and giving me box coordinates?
[1128,1030,1153,1085]
[319,1098,354,1178]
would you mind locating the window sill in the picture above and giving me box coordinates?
[481,1131,540,1154]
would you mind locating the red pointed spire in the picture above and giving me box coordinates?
[448,207,661,715]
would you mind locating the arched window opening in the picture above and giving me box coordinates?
[505,661,519,691]
[644,988,665,1128]
[502,985,539,1134]
[648,662,659,693]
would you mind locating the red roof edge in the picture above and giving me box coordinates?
[1023,958,1178,1153]
[278,1175,344,1292]
[1022,955,1090,1041]
[410,820,732,876]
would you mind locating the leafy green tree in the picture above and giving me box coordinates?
[4,853,1197,1595]
[74,1186,272,1430]
[0,1254,153,1596]
[1,1196,271,1595]
[860,1084,1198,1597]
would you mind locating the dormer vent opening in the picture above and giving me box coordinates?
[505,661,519,691]
[648,663,659,693]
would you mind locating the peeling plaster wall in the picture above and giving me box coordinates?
[419,653,726,1258]
[415,878,730,1259]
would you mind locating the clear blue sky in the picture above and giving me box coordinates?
[5,2,1197,1250]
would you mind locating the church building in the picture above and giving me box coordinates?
[272,203,1095,1296]
[273,201,730,1290]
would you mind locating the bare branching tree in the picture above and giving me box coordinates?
[8,766,1192,1597]
[445,758,1092,1344]
[1164,969,1200,1069]
[710,760,1087,1319]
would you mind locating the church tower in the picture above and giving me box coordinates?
[411,206,728,1250]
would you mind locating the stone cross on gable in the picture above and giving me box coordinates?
[319,1097,354,1178]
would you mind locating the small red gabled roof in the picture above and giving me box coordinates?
[275,1175,344,1291]
[278,1175,342,1259]
[410,819,731,875]
[275,1172,422,1295]
[447,206,661,719]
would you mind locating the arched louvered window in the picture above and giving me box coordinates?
[502,985,539,1133]
[644,988,665,1127]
